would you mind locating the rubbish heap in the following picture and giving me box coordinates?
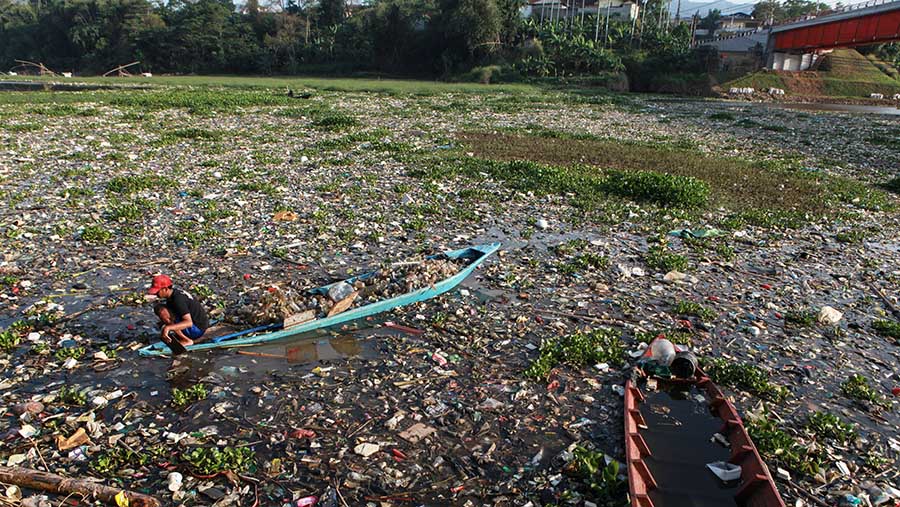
[241,256,469,324]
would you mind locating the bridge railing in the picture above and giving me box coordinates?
[777,0,899,26]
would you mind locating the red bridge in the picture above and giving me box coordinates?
[771,0,900,51]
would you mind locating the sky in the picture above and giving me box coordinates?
[673,0,867,15]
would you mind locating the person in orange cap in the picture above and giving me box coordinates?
[148,274,209,348]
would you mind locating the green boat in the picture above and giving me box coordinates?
[139,242,501,357]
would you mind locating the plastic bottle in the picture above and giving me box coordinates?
[649,338,676,366]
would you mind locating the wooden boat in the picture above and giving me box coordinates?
[138,242,501,357]
[624,369,786,507]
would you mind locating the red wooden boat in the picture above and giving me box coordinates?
[624,370,786,507]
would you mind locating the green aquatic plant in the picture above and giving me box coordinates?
[559,252,610,275]
[90,446,151,477]
[872,320,900,339]
[806,411,857,443]
[106,174,169,194]
[673,300,716,321]
[645,244,688,272]
[183,446,255,474]
[784,309,816,328]
[702,358,788,401]
[570,447,628,506]
[748,414,821,476]
[81,225,112,243]
[172,383,208,408]
[0,329,21,352]
[841,374,888,407]
[312,113,359,131]
[58,386,87,406]
[525,328,623,380]
[836,229,865,244]
[54,346,85,361]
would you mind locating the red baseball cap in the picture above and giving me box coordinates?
[148,274,172,295]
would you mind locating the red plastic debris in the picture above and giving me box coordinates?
[288,429,316,439]
[450,485,465,493]
[431,352,448,367]
[775,312,783,319]
[127,324,136,331]
[761,283,772,290]
[243,274,252,280]
[391,448,407,461]
[547,379,560,392]
[535,315,544,324]
[892,387,900,397]
[296,496,318,507]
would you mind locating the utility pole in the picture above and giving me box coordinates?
[569,0,575,32]
[604,0,612,45]
[638,0,646,48]
[630,1,638,44]
[595,0,602,40]
[540,0,546,28]
[666,0,672,33]
[581,0,586,26]
[690,10,697,45]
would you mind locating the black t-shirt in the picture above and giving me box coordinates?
[165,288,209,331]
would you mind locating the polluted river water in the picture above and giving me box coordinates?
[1,82,900,506]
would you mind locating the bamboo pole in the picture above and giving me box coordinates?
[102,61,140,77]
[0,466,161,507]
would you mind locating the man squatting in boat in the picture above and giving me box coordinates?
[148,274,210,347]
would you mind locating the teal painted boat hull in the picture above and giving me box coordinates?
[139,242,500,357]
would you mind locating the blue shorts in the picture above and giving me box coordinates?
[183,325,205,340]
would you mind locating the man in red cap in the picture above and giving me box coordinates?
[148,274,209,349]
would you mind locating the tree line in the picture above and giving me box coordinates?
[0,0,843,79]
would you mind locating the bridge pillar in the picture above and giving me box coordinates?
[768,52,820,71]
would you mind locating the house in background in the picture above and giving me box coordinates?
[699,30,769,72]
[716,12,765,33]
[522,0,639,21]
[579,0,639,21]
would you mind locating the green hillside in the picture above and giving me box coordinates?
[725,49,900,98]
